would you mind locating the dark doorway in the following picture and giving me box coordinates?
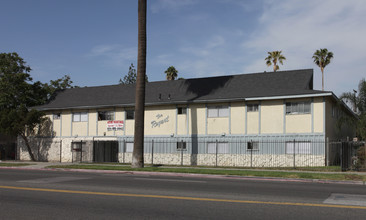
[0,143,16,160]
[93,141,118,163]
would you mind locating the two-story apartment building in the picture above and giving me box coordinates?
[18,69,355,167]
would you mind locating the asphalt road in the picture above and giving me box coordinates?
[1,168,366,219]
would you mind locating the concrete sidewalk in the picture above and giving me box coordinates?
[1,160,366,176]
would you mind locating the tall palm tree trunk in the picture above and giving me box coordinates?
[132,0,146,168]
[321,67,324,91]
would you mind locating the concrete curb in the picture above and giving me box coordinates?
[1,166,365,186]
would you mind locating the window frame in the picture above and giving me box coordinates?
[72,112,88,122]
[247,104,259,112]
[286,101,311,115]
[207,106,229,118]
[177,107,187,115]
[247,141,259,151]
[53,113,61,120]
[126,110,135,120]
[98,111,115,121]
[176,141,187,151]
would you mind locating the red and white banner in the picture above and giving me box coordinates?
[107,120,124,130]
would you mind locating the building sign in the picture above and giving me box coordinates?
[107,120,124,131]
[151,114,169,128]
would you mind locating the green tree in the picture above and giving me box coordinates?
[340,78,366,139]
[312,48,334,91]
[165,66,178,80]
[0,52,75,161]
[132,0,147,168]
[265,51,286,72]
[119,63,148,84]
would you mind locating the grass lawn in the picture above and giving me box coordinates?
[47,164,365,182]
[0,163,33,167]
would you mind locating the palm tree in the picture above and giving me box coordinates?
[132,0,146,168]
[165,66,178,80]
[265,51,286,72]
[312,48,333,91]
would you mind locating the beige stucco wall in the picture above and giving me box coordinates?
[207,118,229,135]
[261,100,283,134]
[61,111,71,136]
[247,112,259,134]
[313,97,324,133]
[189,104,206,135]
[285,98,312,133]
[231,102,245,134]
[145,106,176,135]
[177,114,188,135]
[88,110,97,136]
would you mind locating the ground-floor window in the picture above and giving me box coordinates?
[207,142,229,154]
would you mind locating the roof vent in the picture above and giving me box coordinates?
[159,93,161,100]
[168,94,171,100]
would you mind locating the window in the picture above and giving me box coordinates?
[126,110,134,120]
[247,141,259,151]
[73,112,88,122]
[247,104,259,112]
[177,107,187,115]
[125,142,134,153]
[207,106,229,118]
[286,102,311,114]
[53,113,61,120]
[285,141,311,154]
[177,141,187,150]
[71,142,83,151]
[98,111,114,121]
[207,142,229,154]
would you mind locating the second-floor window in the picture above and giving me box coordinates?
[207,106,229,118]
[286,102,311,114]
[73,112,88,122]
[98,111,114,121]
[126,110,135,120]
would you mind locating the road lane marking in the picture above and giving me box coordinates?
[134,178,206,183]
[18,177,90,184]
[1,185,366,210]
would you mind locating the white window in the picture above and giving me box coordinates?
[125,142,134,153]
[207,142,229,154]
[247,142,259,151]
[207,106,229,118]
[73,112,88,122]
[286,141,311,154]
[247,104,259,112]
[98,111,114,121]
[286,102,311,114]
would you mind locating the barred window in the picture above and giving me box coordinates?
[125,142,134,153]
[177,142,187,150]
[247,142,259,151]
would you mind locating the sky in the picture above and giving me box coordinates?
[1,0,365,96]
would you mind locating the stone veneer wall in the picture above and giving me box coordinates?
[118,153,325,167]
[18,137,93,162]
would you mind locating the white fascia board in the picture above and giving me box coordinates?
[245,93,333,101]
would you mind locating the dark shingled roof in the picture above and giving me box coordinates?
[37,69,330,110]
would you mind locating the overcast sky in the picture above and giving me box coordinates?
[1,0,365,96]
